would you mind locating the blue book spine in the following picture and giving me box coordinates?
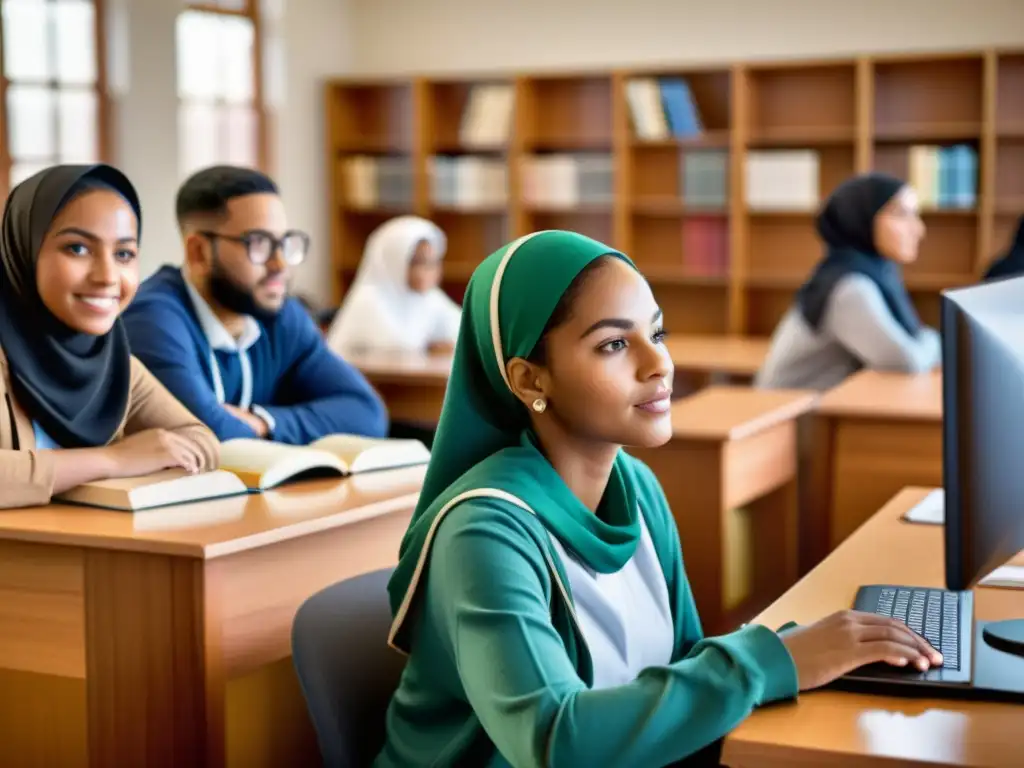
[936,146,953,209]
[962,145,978,208]
[659,78,702,138]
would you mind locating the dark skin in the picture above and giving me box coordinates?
[32,189,206,489]
[506,256,942,692]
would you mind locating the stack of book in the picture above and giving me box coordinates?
[625,76,704,140]
[745,150,820,212]
[340,155,414,210]
[908,144,978,209]
[681,149,728,209]
[521,153,614,209]
[429,156,508,209]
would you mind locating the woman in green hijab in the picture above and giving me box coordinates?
[377,231,941,767]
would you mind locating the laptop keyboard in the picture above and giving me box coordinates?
[873,587,961,670]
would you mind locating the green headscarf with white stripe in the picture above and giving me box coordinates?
[387,230,646,651]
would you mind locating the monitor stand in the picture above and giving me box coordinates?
[982,619,1024,657]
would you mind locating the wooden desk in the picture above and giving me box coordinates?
[665,335,770,395]
[350,351,451,424]
[809,370,943,571]
[631,386,816,634]
[0,467,425,767]
[724,487,1024,768]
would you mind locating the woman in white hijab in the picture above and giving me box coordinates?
[327,216,461,357]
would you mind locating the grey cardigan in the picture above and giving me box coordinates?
[755,273,941,392]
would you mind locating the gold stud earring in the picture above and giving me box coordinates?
[532,398,547,414]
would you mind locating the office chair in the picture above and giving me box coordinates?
[292,567,406,767]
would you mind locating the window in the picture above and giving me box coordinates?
[0,0,106,194]
[177,0,265,177]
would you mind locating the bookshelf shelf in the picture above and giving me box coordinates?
[630,131,731,149]
[748,127,856,147]
[326,47,1023,329]
[873,123,982,142]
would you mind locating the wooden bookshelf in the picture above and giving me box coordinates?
[325,49,1024,335]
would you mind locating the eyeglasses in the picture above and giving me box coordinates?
[200,229,311,266]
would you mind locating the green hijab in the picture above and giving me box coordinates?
[387,230,647,651]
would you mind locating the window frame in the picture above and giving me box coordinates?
[178,0,269,174]
[0,0,110,197]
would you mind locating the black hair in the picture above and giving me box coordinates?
[527,255,612,365]
[175,165,278,230]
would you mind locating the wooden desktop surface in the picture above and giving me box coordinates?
[723,487,1024,768]
[669,386,815,441]
[817,369,943,421]
[348,350,452,385]
[664,334,770,377]
[0,466,426,558]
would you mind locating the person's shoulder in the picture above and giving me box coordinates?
[275,295,324,334]
[127,267,192,316]
[831,272,884,303]
[432,494,552,577]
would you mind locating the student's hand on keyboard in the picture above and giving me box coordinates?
[777,610,944,691]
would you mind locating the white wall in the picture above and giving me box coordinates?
[350,0,1024,75]
[108,0,353,302]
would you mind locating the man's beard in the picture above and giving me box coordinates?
[208,257,283,325]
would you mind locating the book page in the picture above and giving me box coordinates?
[309,434,388,464]
[902,489,944,525]
[310,434,430,473]
[220,439,305,474]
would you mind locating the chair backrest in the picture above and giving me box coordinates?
[292,567,406,767]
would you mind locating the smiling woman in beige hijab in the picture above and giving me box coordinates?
[326,216,462,357]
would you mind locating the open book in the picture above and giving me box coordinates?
[218,434,430,491]
[55,468,249,512]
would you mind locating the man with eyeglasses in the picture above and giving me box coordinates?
[122,165,388,445]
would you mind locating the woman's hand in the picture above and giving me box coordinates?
[779,610,943,691]
[103,428,207,478]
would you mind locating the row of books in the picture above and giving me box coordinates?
[521,153,614,209]
[341,155,413,210]
[625,76,703,141]
[908,144,978,209]
[430,155,508,209]
[457,83,516,148]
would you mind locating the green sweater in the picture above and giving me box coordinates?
[375,458,799,767]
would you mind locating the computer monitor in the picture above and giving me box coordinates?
[942,274,1024,656]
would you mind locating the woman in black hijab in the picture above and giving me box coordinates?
[983,215,1024,281]
[0,164,219,509]
[756,172,941,392]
